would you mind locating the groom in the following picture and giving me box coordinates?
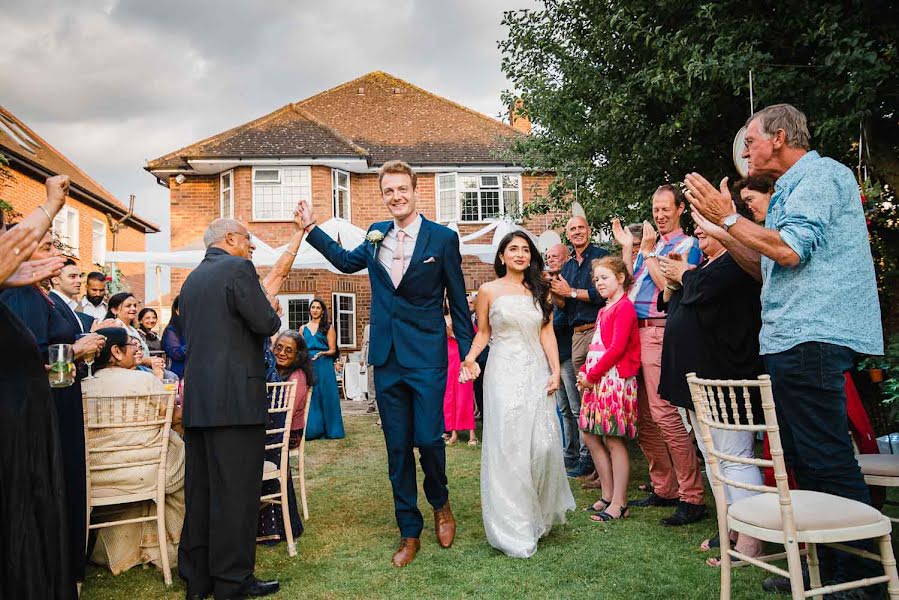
[299,160,476,567]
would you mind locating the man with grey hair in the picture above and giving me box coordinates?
[687,103,883,595]
[551,216,608,477]
[545,242,585,471]
[178,217,282,599]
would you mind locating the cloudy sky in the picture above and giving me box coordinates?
[2,0,534,299]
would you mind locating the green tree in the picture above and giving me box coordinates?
[499,0,898,228]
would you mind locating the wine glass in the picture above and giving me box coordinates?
[77,333,97,379]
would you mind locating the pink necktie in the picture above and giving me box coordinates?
[391,230,407,287]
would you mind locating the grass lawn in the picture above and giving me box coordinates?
[83,415,833,600]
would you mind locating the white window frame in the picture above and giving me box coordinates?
[434,172,522,223]
[220,170,234,218]
[331,292,357,348]
[331,168,351,220]
[53,205,79,256]
[251,166,311,221]
[277,293,314,333]
[91,218,106,265]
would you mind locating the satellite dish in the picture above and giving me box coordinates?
[570,201,586,219]
[537,230,562,254]
[733,126,749,178]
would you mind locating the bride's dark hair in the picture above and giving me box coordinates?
[493,231,552,324]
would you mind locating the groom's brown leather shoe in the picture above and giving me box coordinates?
[434,502,456,548]
[391,537,420,567]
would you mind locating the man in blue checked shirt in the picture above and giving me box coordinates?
[686,103,884,595]
[613,186,706,527]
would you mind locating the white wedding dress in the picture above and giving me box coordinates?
[480,294,576,558]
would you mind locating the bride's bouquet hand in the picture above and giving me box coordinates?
[545,371,560,395]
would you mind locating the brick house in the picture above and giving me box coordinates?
[147,71,558,351]
[1,105,159,298]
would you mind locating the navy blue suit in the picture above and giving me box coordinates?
[307,216,474,537]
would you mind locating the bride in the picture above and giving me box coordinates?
[461,231,576,558]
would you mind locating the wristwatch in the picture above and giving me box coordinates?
[722,213,740,232]
[570,289,578,299]
[642,251,657,260]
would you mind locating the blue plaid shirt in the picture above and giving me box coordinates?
[760,151,882,356]
[628,230,702,319]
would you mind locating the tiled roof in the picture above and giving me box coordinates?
[147,71,524,172]
[0,105,159,232]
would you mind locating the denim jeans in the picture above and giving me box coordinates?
[764,341,876,585]
[556,358,588,465]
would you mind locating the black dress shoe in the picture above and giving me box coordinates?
[628,492,679,508]
[226,577,280,599]
[185,585,211,600]
[660,501,707,526]
[761,561,810,594]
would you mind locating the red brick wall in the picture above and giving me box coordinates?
[3,167,148,298]
[166,169,561,351]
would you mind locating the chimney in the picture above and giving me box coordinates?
[509,98,531,134]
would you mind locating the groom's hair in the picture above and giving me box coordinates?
[378,160,417,191]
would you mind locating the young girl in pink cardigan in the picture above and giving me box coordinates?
[576,256,641,522]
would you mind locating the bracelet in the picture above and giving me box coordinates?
[285,249,297,257]
[39,205,53,224]
[665,283,681,292]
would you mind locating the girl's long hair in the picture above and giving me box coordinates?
[274,330,315,385]
[493,231,552,324]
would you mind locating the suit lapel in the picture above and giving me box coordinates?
[51,292,83,333]
[399,217,432,288]
[369,221,394,289]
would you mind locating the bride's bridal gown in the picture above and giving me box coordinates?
[480,294,576,558]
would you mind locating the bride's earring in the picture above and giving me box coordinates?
[500,259,505,266]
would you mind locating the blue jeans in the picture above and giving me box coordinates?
[556,358,588,466]
[764,341,876,585]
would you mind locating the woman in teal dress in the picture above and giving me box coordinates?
[302,298,344,440]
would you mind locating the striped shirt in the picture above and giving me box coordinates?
[628,229,701,319]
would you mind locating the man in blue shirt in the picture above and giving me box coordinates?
[551,216,608,477]
[546,243,584,472]
[687,103,884,593]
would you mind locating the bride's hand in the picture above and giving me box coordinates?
[459,359,480,383]
[545,371,560,395]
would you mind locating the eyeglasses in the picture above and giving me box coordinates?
[229,231,251,241]
[122,340,141,351]
[273,344,296,356]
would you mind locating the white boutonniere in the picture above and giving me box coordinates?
[366,230,385,255]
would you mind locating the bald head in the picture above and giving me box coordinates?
[545,243,570,272]
[566,216,591,252]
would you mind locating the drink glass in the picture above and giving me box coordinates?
[48,344,75,388]
[76,333,97,379]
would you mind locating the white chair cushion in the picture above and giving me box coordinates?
[856,454,899,477]
[263,460,278,474]
[729,490,884,531]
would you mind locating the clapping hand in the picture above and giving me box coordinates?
[73,332,105,360]
[684,174,732,225]
[45,175,70,211]
[611,218,634,248]
[691,210,728,241]
[640,221,658,254]
[657,252,692,285]
[91,318,119,332]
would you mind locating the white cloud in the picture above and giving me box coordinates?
[1,0,532,299]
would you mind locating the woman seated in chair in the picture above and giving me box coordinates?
[81,327,186,576]
[257,330,310,546]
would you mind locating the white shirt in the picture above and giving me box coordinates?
[80,297,108,321]
[378,213,422,280]
[51,289,85,333]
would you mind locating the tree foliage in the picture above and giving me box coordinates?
[499,0,899,230]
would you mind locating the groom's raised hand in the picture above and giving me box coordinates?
[297,200,317,233]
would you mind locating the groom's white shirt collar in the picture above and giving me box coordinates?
[391,213,422,240]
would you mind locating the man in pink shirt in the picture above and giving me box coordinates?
[613,184,705,526]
